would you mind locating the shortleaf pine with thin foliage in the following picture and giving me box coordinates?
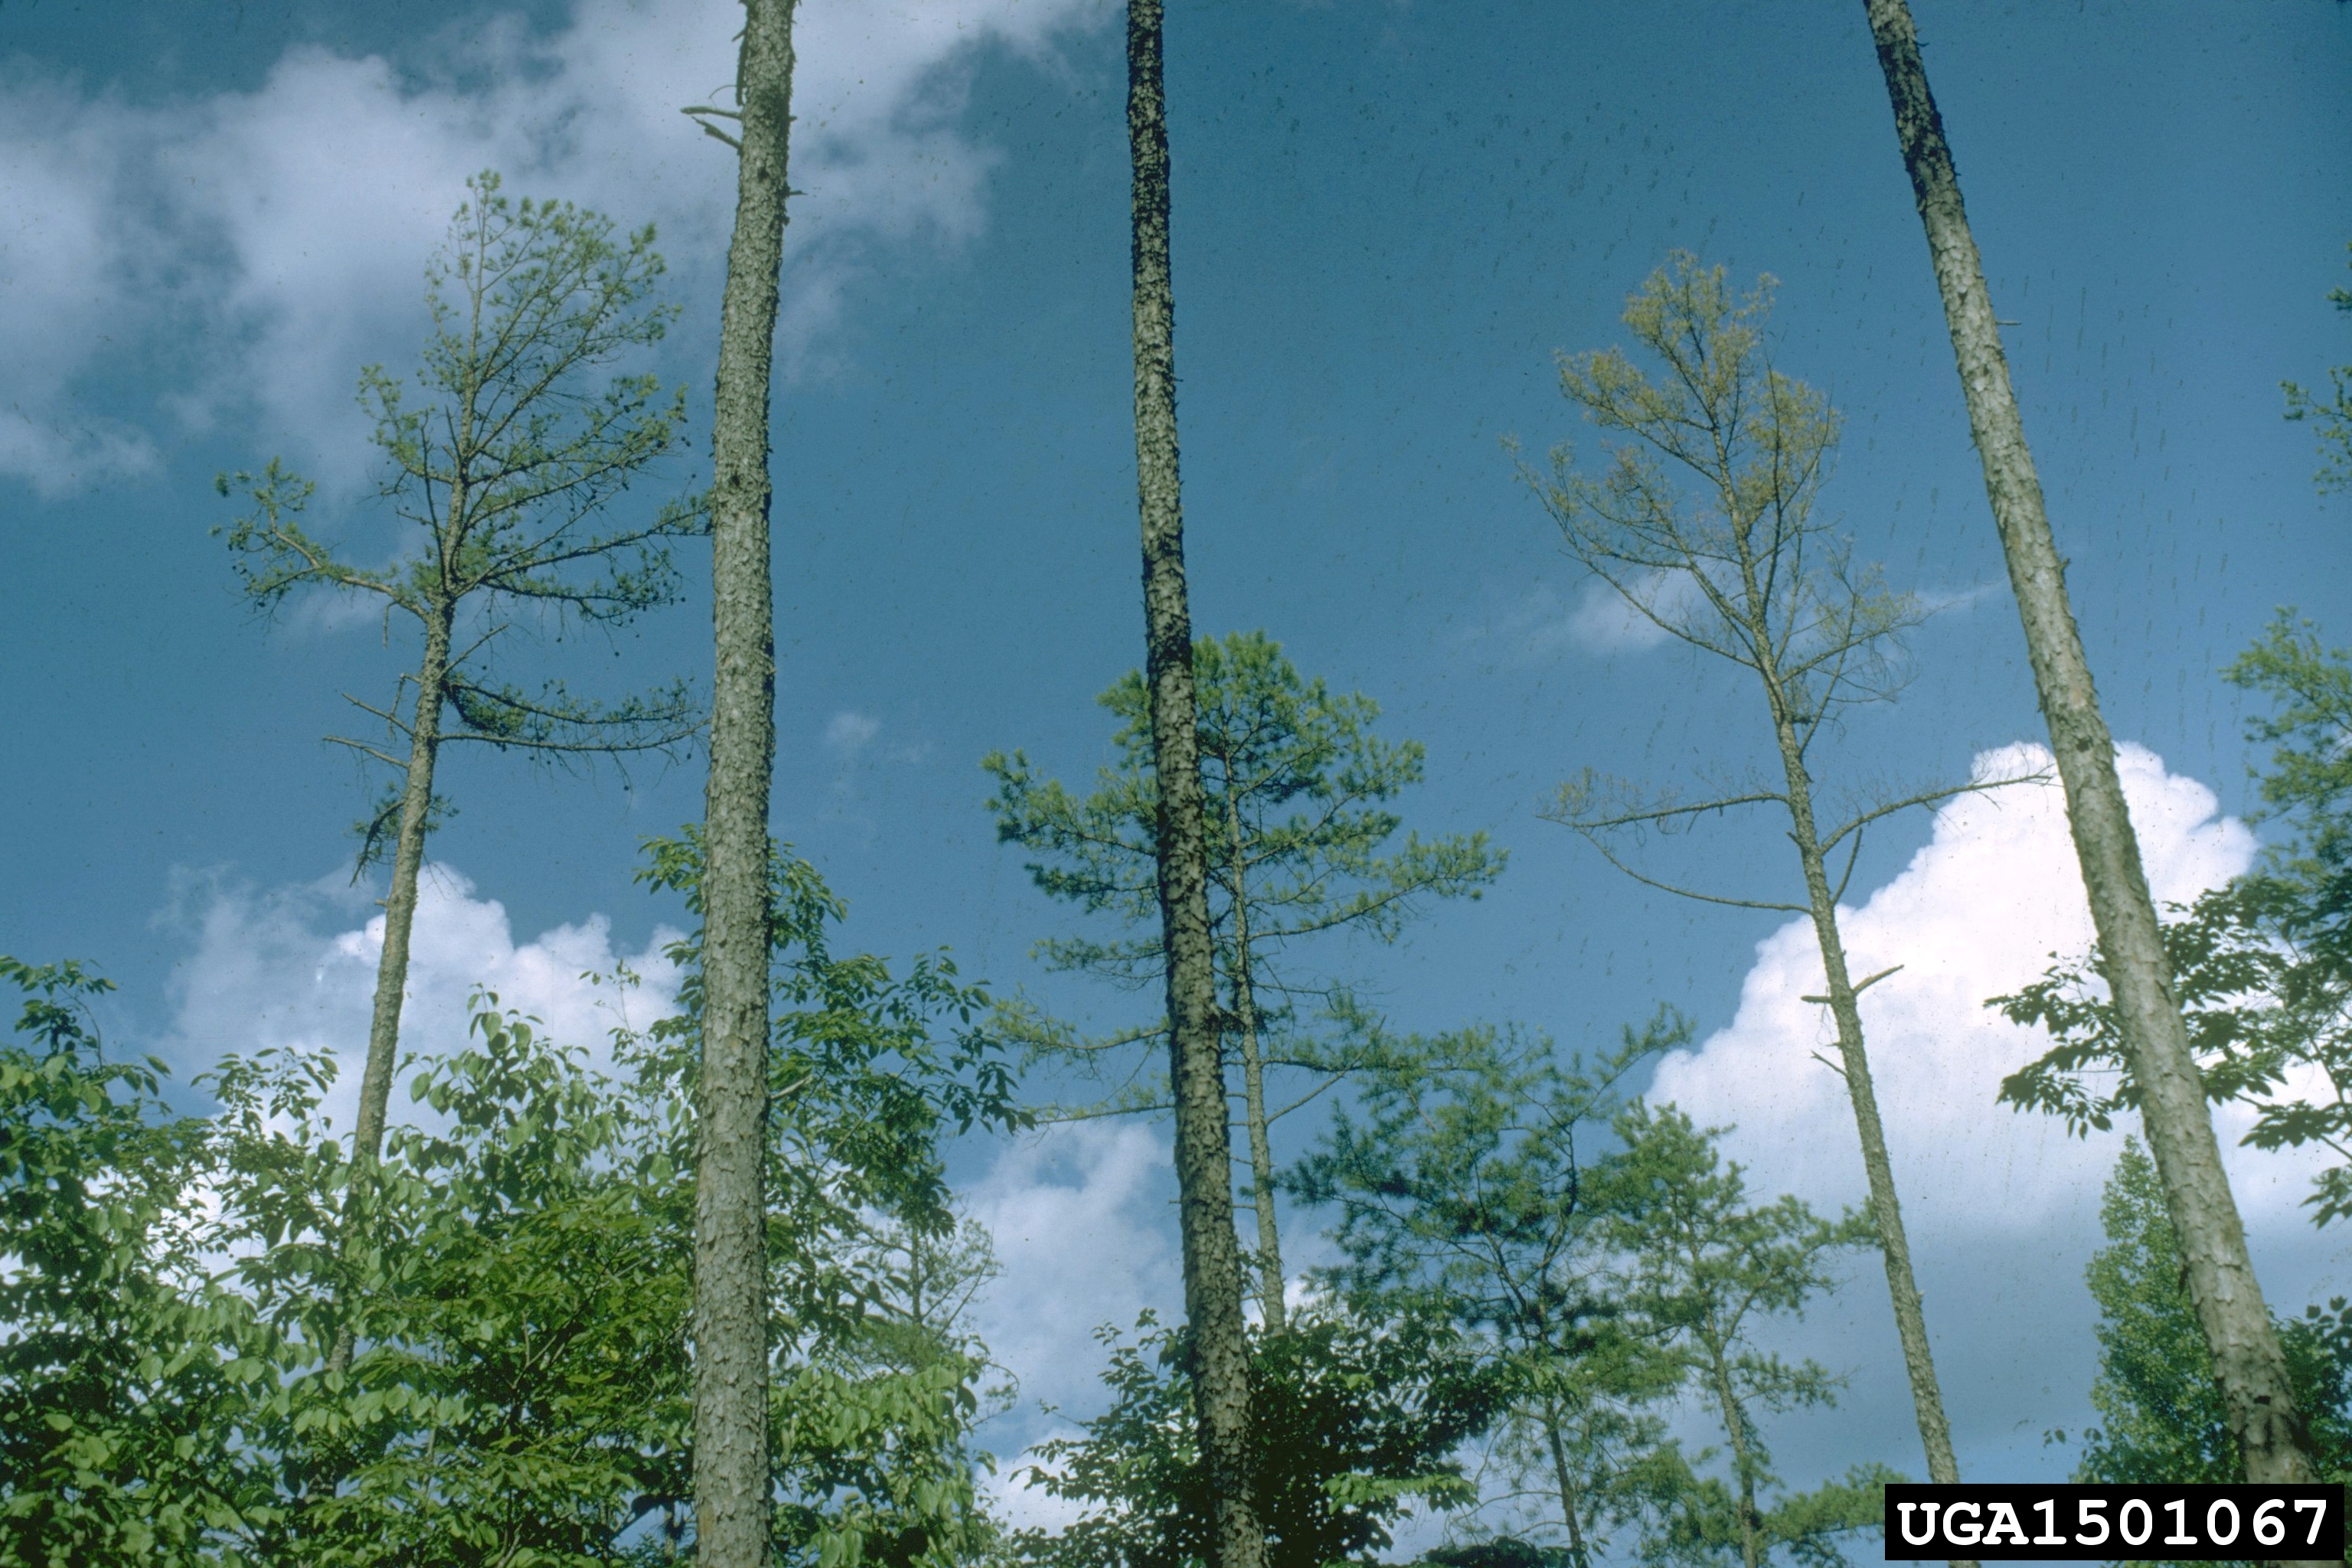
[215,170,705,1199]
[1528,252,2006,1492]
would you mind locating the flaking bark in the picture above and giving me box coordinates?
[694,2,796,1564]
[1127,6,1266,1566]
[1860,0,2318,1494]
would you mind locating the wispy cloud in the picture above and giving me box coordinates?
[1474,570,1704,662]
[0,0,1112,495]
[825,709,884,760]
[1914,580,2000,616]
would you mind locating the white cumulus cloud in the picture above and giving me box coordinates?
[0,0,1111,494]
[1645,740,2348,1474]
[1648,740,2274,1233]
[964,1118,1181,1419]
[162,860,683,1137]
[960,1116,1187,1529]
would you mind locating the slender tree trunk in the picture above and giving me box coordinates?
[695,4,796,1564]
[1127,8,1264,1567]
[1541,1403,1592,1568]
[354,608,452,1165]
[1700,1336,1762,1568]
[1224,790,1286,1334]
[326,605,453,1380]
[1766,708,1964,1492]
[1860,0,2317,1491]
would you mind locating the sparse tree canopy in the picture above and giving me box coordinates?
[217,169,706,1184]
[1530,251,1995,1492]
[1536,260,1910,736]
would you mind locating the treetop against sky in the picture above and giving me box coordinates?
[0,0,2344,1511]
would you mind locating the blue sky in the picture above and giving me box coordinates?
[1,0,2348,1537]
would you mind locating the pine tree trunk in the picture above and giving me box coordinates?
[352,607,452,1167]
[695,3,796,1564]
[1700,1336,1763,1568]
[1127,7,1265,1566]
[1225,791,1286,1334]
[1768,708,1965,1499]
[1859,0,2317,1491]
[330,603,453,1378]
[1541,1405,1591,1568]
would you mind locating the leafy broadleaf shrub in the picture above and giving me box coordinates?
[2,834,1023,1567]
[0,957,279,1567]
[1018,1308,1503,1568]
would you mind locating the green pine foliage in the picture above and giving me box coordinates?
[983,629,1503,1112]
[1289,1018,1890,1568]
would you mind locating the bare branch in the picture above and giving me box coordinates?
[323,736,411,771]
[1818,766,2049,854]
[1544,776,1791,835]
[1802,965,1903,1004]
[1559,828,1808,913]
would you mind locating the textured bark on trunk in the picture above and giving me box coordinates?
[1224,791,1287,1334]
[1766,707,1964,1496]
[1127,7,1266,1566]
[1860,0,2316,1491]
[695,3,796,1564]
